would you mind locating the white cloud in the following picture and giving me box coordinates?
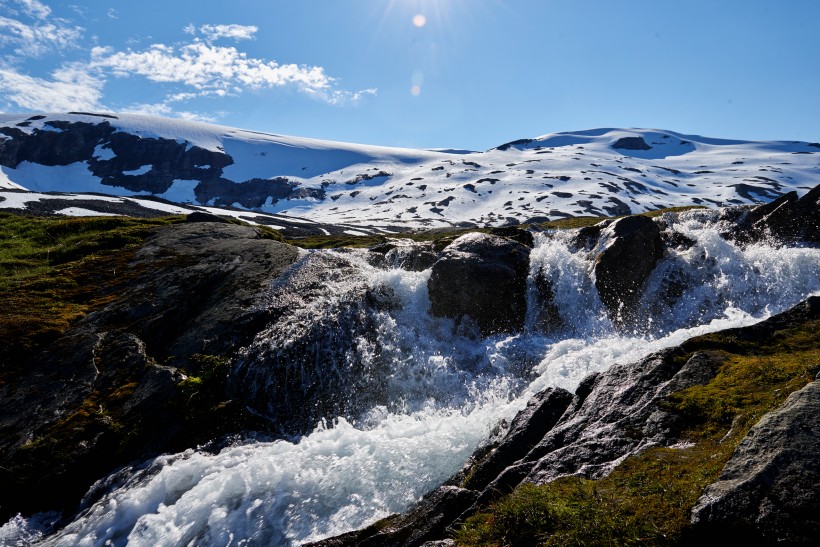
[0,65,103,111]
[199,24,257,42]
[1,0,52,20]
[68,4,89,19]
[121,101,216,123]
[0,16,375,115]
[91,42,335,95]
[0,1,83,58]
[107,8,118,19]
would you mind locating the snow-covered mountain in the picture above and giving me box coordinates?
[1,112,819,227]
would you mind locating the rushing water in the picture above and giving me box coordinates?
[3,210,819,546]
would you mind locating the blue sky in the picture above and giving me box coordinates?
[1,0,818,150]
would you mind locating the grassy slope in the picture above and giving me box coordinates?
[0,213,185,371]
[455,321,820,546]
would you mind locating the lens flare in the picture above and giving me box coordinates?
[411,85,422,96]
[412,14,427,28]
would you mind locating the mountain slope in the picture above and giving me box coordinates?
[1,112,819,228]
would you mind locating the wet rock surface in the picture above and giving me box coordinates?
[231,251,395,435]
[737,185,820,244]
[368,241,439,271]
[0,221,299,520]
[593,215,664,322]
[427,233,531,336]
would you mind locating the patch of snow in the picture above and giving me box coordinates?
[0,191,39,208]
[55,207,120,217]
[157,179,200,204]
[93,144,116,161]
[127,198,194,215]
[123,164,152,176]
[0,168,27,190]
[4,161,132,195]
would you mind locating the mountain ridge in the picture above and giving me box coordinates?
[2,112,819,228]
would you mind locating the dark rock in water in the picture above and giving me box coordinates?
[231,251,399,435]
[520,348,721,485]
[739,184,820,244]
[690,377,820,543]
[309,486,478,547]
[369,242,439,271]
[533,268,564,332]
[489,226,535,247]
[612,136,652,151]
[570,219,612,251]
[660,225,697,250]
[459,388,573,493]
[427,233,531,336]
[593,215,663,322]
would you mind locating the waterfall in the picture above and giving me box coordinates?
[4,209,819,547]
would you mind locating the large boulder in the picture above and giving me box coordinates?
[230,251,397,435]
[593,215,664,322]
[427,233,531,336]
[89,220,300,365]
[739,184,820,244]
[690,375,820,543]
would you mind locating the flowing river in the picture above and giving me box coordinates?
[3,210,819,546]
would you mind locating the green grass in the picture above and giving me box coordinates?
[0,213,184,368]
[455,320,820,546]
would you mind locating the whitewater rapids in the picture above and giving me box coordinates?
[3,210,819,546]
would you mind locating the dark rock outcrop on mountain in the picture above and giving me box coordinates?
[690,375,820,543]
[314,296,820,546]
[612,136,651,151]
[0,220,299,520]
[427,233,531,336]
[593,215,664,322]
[0,118,320,207]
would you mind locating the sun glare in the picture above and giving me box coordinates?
[412,14,427,27]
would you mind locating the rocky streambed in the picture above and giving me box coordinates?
[0,186,818,545]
